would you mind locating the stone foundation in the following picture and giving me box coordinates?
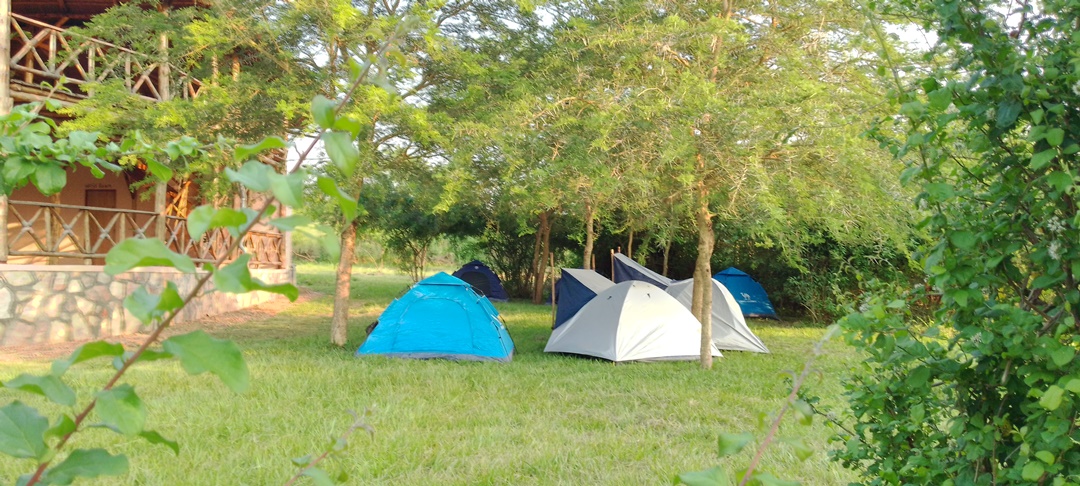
[0,264,294,346]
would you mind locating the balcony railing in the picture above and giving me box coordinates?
[1,200,284,269]
[7,13,201,105]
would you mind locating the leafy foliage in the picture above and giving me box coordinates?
[835,0,1080,483]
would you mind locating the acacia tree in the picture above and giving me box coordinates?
[548,0,911,368]
[836,0,1080,482]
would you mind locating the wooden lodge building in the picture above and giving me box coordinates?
[0,0,294,346]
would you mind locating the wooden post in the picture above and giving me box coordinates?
[549,252,556,328]
[154,182,167,242]
[158,4,171,102]
[0,196,8,264]
[0,0,12,115]
[282,205,294,279]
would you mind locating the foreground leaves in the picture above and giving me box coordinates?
[0,401,50,460]
[162,331,250,393]
[38,449,128,485]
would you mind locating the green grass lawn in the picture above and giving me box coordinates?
[0,264,860,485]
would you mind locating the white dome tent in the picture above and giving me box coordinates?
[665,279,769,353]
[544,281,720,362]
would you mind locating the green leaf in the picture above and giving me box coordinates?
[112,348,173,371]
[268,215,313,231]
[234,136,287,163]
[1050,346,1075,367]
[928,89,951,111]
[334,116,363,139]
[924,183,954,201]
[4,373,76,407]
[1045,171,1074,194]
[949,231,976,250]
[41,449,128,485]
[676,466,731,486]
[996,99,1022,127]
[162,330,250,393]
[317,176,359,222]
[1046,128,1065,147]
[30,163,67,196]
[749,471,800,486]
[322,131,360,179]
[95,384,145,436]
[269,171,305,208]
[51,341,124,376]
[1031,109,1045,125]
[312,95,337,130]
[123,282,183,325]
[1040,385,1064,411]
[781,437,814,461]
[1065,378,1080,394]
[143,157,173,182]
[139,430,179,455]
[225,160,274,192]
[291,454,313,467]
[717,432,754,457]
[1035,450,1056,464]
[44,415,76,444]
[214,254,300,301]
[1031,149,1057,170]
[104,238,196,275]
[1022,460,1046,481]
[0,401,50,460]
[187,206,248,240]
[302,467,336,486]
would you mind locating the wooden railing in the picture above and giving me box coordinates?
[7,13,201,105]
[1,201,284,268]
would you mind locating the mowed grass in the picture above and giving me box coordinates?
[0,264,860,485]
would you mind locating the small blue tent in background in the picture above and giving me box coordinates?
[356,272,515,361]
[553,268,614,329]
[712,267,779,319]
[612,253,673,289]
[452,260,509,302]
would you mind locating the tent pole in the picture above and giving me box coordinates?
[549,252,556,328]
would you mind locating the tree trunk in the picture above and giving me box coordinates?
[583,201,595,270]
[330,220,359,347]
[662,239,672,276]
[692,159,715,369]
[627,227,634,259]
[532,211,552,304]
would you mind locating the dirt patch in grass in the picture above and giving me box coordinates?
[0,288,321,363]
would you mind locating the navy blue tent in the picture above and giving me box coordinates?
[452,260,509,302]
[553,268,614,329]
[612,253,673,289]
[357,272,515,361]
[712,267,778,319]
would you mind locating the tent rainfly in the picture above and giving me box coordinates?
[356,272,515,361]
[545,281,720,362]
[611,252,674,289]
[452,260,509,302]
[712,267,779,320]
[665,279,770,353]
[553,268,615,329]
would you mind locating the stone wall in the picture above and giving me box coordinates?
[0,264,294,346]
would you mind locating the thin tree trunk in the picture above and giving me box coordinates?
[583,201,595,270]
[330,220,359,347]
[662,239,672,276]
[532,211,552,304]
[627,227,634,259]
[529,218,543,288]
[692,158,715,369]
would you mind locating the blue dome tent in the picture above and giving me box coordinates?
[452,260,510,302]
[712,267,779,319]
[553,268,614,329]
[356,272,515,361]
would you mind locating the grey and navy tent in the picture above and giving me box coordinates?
[452,260,509,302]
[553,268,614,329]
[712,267,779,319]
[356,272,515,361]
[666,278,769,353]
[612,253,673,289]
